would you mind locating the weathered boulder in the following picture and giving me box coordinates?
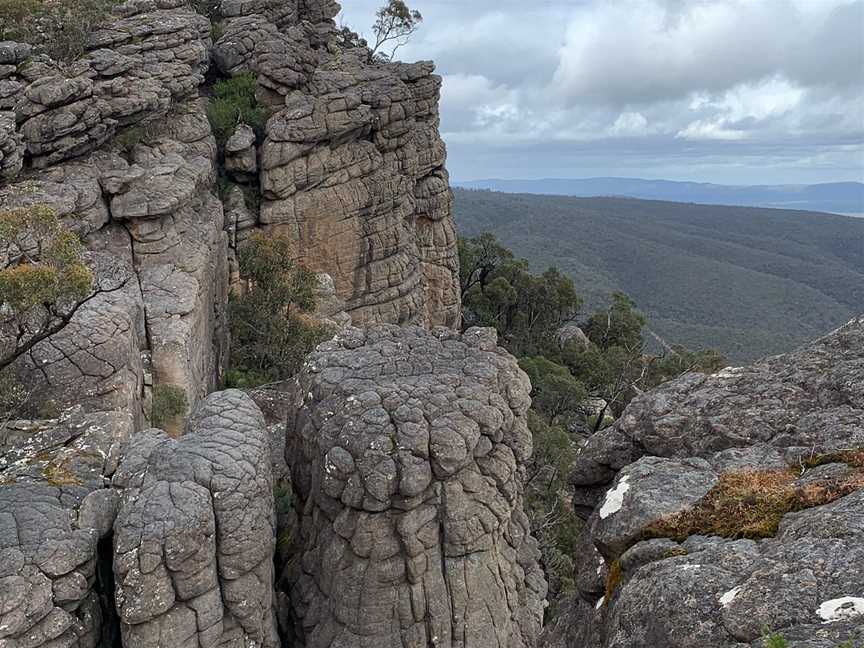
[112,389,278,648]
[589,456,718,560]
[224,123,258,180]
[546,317,864,648]
[284,325,547,647]
[8,3,211,171]
[0,408,133,648]
[572,316,864,492]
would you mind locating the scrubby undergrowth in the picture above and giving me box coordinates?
[646,458,864,541]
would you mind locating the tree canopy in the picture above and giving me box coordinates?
[458,232,726,601]
[369,0,423,62]
[227,232,331,387]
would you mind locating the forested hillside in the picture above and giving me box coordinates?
[454,189,864,361]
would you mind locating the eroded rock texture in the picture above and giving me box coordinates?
[284,325,547,648]
[0,0,229,419]
[214,0,461,328]
[547,317,864,648]
[112,390,277,648]
[0,409,132,648]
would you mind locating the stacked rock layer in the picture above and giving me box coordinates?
[285,326,547,648]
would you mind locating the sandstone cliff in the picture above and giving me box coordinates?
[0,0,460,420]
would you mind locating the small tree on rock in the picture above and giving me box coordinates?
[0,204,129,413]
[227,232,331,387]
[0,205,117,372]
[369,0,423,63]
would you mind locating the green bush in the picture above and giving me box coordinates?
[762,631,788,648]
[0,0,123,61]
[206,73,268,145]
[0,367,27,415]
[150,384,188,430]
[228,232,332,388]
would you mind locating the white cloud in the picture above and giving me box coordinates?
[342,0,864,183]
[611,112,650,136]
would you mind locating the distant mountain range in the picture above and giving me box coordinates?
[454,178,864,216]
[453,189,864,362]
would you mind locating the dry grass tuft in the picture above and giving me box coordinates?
[645,460,864,541]
[801,448,864,469]
[604,559,622,602]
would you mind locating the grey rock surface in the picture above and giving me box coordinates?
[284,325,547,648]
[0,408,133,648]
[113,390,278,648]
[545,317,864,648]
[572,316,864,488]
[589,456,718,560]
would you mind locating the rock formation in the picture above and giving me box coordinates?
[0,409,132,648]
[212,1,460,328]
[0,0,461,419]
[284,325,547,647]
[112,390,277,648]
[547,316,864,647]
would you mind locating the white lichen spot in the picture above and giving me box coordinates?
[595,596,605,610]
[712,366,743,379]
[680,564,700,571]
[719,586,741,608]
[817,597,864,623]
[599,475,630,519]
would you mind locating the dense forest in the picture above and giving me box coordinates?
[454,189,864,361]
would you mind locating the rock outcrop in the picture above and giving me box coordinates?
[0,409,133,648]
[549,316,864,648]
[212,0,460,328]
[1,0,461,418]
[284,325,547,647]
[112,390,277,648]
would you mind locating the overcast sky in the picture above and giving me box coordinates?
[338,0,864,184]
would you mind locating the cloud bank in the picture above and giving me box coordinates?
[339,0,863,183]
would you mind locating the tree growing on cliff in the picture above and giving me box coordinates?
[227,233,331,387]
[459,233,581,356]
[0,205,129,412]
[0,206,102,373]
[369,0,423,63]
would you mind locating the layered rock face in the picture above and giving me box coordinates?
[546,316,864,648]
[284,326,547,648]
[213,0,460,328]
[1,0,461,417]
[0,0,227,418]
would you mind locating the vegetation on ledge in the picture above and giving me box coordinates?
[0,0,123,60]
[646,462,864,541]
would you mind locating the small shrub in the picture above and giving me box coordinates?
[206,73,268,145]
[0,367,27,414]
[192,0,222,19]
[210,20,225,42]
[646,466,864,541]
[763,630,788,648]
[41,459,82,486]
[150,384,188,430]
[228,232,332,388]
[0,0,123,61]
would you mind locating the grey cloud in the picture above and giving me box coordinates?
[338,0,863,183]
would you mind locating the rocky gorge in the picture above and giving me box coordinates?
[0,1,862,647]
